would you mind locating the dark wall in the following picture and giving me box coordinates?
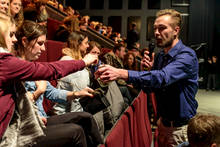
[189,0,220,88]
[214,0,220,57]
[189,0,215,56]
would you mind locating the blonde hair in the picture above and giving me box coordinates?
[62,31,88,60]
[63,16,80,32]
[0,12,12,48]
[156,9,182,28]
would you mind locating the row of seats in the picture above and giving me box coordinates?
[100,91,153,147]
[42,18,158,146]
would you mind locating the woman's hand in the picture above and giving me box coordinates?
[82,53,98,66]
[75,87,94,98]
[40,116,47,125]
[67,87,94,101]
[35,80,47,94]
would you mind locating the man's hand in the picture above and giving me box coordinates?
[95,65,128,83]
[82,53,98,66]
[141,51,155,71]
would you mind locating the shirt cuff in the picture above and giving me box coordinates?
[128,70,139,83]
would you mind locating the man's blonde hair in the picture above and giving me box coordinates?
[0,12,12,49]
[156,9,182,28]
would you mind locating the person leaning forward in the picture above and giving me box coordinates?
[95,9,199,147]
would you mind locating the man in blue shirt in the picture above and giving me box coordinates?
[96,9,198,146]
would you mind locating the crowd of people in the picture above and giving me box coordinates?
[0,0,219,146]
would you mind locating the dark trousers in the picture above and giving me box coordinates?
[33,112,103,147]
[207,73,216,90]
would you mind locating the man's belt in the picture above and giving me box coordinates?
[161,118,189,127]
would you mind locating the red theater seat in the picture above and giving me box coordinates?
[36,40,65,115]
[47,18,62,40]
[103,91,152,147]
[45,40,65,62]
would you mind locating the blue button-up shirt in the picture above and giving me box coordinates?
[128,40,198,121]
[25,81,68,117]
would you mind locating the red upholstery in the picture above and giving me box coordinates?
[45,40,65,62]
[150,92,157,120]
[36,40,65,115]
[47,18,62,40]
[105,114,133,147]
[149,92,159,147]
[154,128,159,147]
[103,91,152,147]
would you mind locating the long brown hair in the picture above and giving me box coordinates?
[15,20,47,57]
[62,31,88,60]
[10,0,23,27]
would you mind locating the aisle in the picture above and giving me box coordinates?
[196,89,220,116]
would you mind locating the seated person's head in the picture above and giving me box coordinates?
[0,12,17,51]
[23,6,48,26]
[0,0,9,14]
[14,20,47,61]
[87,41,101,56]
[63,31,89,59]
[63,16,80,32]
[188,113,220,147]
[113,43,126,60]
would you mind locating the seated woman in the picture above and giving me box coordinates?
[13,20,103,147]
[0,14,100,146]
[10,0,23,27]
[53,32,107,138]
[54,16,80,42]
[87,41,126,129]
[0,0,9,14]
[123,52,137,71]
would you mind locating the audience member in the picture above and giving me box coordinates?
[106,26,112,38]
[79,20,88,31]
[0,0,9,14]
[53,32,106,139]
[10,0,23,27]
[14,20,102,147]
[54,15,80,42]
[82,15,90,24]
[178,113,220,147]
[187,113,220,147]
[64,6,75,16]
[127,22,139,50]
[87,41,126,132]
[206,55,218,91]
[96,9,199,147]
[23,6,48,26]
[123,52,137,71]
[54,31,90,114]
[103,43,133,104]
[0,13,98,146]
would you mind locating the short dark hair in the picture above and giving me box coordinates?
[113,43,125,53]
